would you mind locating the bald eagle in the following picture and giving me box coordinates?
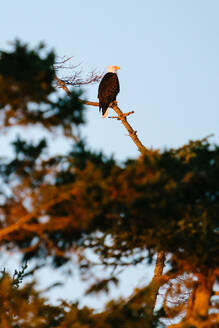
[98,65,120,118]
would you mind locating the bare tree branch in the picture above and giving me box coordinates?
[54,56,77,69]
[110,102,146,153]
[108,110,134,119]
[55,58,103,87]
[55,76,72,97]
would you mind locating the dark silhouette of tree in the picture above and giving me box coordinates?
[0,40,218,327]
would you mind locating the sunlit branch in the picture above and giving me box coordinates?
[56,76,146,153]
[55,75,166,316]
[55,59,103,87]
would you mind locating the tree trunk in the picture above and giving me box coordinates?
[55,77,166,319]
[185,272,214,327]
[149,251,166,316]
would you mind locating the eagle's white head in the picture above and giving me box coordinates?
[107,65,120,73]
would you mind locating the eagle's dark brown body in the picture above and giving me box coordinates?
[98,72,120,117]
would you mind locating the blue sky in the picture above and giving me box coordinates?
[2,0,219,160]
[1,0,219,307]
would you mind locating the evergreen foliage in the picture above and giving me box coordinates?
[0,40,218,327]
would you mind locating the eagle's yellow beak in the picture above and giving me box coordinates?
[115,66,120,70]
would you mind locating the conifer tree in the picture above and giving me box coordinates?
[0,40,218,327]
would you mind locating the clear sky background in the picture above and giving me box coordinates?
[2,0,219,160]
[1,0,219,307]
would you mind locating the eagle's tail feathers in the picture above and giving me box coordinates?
[102,108,109,118]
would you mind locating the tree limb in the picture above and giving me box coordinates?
[55,75,166,316]
[54,60,103,87]
[110,102,146,153]
[56,76,146,154]
[149,251,166,315]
